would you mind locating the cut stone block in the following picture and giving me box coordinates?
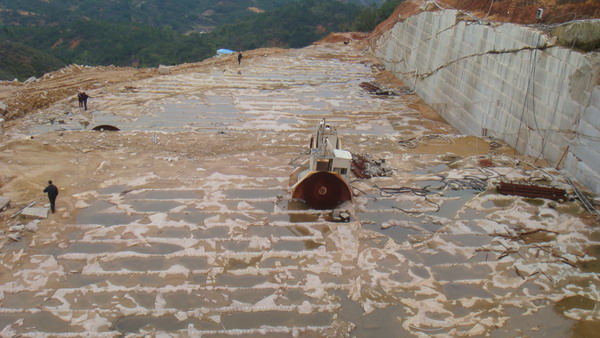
[158,65,171,75]
[0,196,10,211]
[20,207,48,219]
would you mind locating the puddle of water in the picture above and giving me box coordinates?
[245,225,304,238]
[125,200,182,213]
[224,189,282,200]
[115,316,218,334]
[49,274,107,289]
[442,283,492,300]
[229,289,278,305]
[162,291,228,310]
[155,227,190,238]
[524,198,545,206]
[280,200,313,211]
[410,266,430,279]
[414,180,446,190]
[490,305,573,338]
[571,320,600,338]
[190,226,230,239]
[359,211,417,224]
[123,190,202,200]
[411,164,450,175]
[216,274,269,288]
[98,185,129,195]
[555,295,596,314]
[222,241,251,252]
[483,199,514,208]
[0,314,22,332]
[422,252,476,266]
[342,301,414,337]
[432,264,492,282]
[22,311,78,333]
[168,209,213,225]
[272,240,324,252]
[521,231,557,244]
[125,243,184,255]
[440,234,492,247]
[285,225,312,237]
[556,202,584,216]
[0,292,47,309]
[221,311,332,330]
[65,242,123,254]
[580,245,600,272]
[76,201,142,226]
[289,213,320,223]
[109,257,168,271]
[225,256,262,270]
[175,257,210,270]
[430,189,479,219]
[259,257,299,269]
[362,222,421,245]
[240,201,274,213]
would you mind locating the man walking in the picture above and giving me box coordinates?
[43,180,59,213]
[238,51,243,65]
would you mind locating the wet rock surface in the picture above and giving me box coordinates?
[0,43,598,336]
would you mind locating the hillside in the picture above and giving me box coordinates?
[0,0,398,80]
[0,0,294,33]
[0,40,65,81]
[0,0,387,32]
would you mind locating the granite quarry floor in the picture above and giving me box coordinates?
[0,42,599,336]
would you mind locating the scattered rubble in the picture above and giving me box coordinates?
[351,153,392,179]
[0,196,10,211]
[20,207,48,219]
[7,233,21,242]
[359,81,398,96]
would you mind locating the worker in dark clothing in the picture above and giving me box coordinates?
[77,92,89,110]
[238,52,243,65]
[43,180,59,213]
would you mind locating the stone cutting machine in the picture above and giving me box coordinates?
[289,119,353,209]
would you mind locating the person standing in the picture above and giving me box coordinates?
[43,180,59,213]
[77,92,90,110]
[238,51,243,65]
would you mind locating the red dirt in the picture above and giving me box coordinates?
[316,32,368,44]
[370,0,600,40]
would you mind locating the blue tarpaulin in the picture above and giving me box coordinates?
[216,49,236,56]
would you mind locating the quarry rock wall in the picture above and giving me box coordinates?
[373,10,600,194]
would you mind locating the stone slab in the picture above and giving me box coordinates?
[0,196,10,211]
[21,207,48,219]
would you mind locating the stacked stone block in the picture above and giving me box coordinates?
[374,10,600,194]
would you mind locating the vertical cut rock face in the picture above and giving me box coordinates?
[373,9,600,195]
[0,42,597,336]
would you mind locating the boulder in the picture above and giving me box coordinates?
[158,65,171,75]
[9,224,25,232]
[25,220,40,232]
[552,21,600,51]
[20,207,48,219]
[7,233,21,242]
[0,196,10,211]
